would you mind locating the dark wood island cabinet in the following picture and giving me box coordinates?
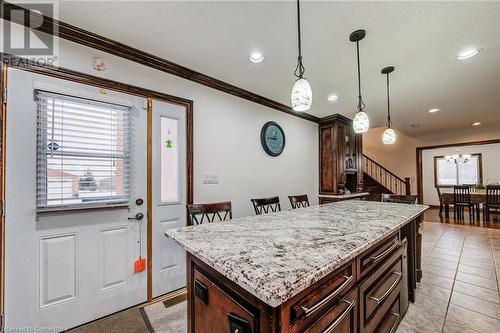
[167,201,427,333]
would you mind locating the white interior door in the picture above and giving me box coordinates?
[4,69,148,330]
[152,99,186,298]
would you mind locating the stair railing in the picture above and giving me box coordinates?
[363,154,411,195]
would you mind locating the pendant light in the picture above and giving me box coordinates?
[381,66,396,144]
[350,30,369,133]
[291,0,312,112]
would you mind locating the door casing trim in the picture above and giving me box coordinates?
[0,59,194,317]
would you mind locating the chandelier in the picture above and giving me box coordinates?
[445,153,471,164]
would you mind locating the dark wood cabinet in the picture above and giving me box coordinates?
[186,220,421,333]
[319,114,363,195]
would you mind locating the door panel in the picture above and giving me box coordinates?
[152,100,186,297]
[39,233,78,308]
[5,69,147,330]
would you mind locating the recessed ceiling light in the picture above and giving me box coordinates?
[456,48,482,60]
[327,94,338,102]
[249,52,264,63]
[472,122,482,126]
[428,108,441,113]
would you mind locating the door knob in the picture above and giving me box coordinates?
[128,212,144,221]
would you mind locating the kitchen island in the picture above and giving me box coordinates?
[166,200,428,333]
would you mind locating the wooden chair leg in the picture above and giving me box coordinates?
[439,203,443,217]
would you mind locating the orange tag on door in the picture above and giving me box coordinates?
[134,257,146,273]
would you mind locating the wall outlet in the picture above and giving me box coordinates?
[203,175,219,185]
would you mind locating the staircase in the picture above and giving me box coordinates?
[362,154,411,200]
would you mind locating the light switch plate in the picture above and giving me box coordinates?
[203,175,219,184]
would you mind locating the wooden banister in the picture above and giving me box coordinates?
[363,154,411,195]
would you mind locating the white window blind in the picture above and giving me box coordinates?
[36,90,130,211]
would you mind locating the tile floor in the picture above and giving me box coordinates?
[397,222,500,333]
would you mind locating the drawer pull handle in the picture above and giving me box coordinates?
[369,271,402,305]
[321,299,356,333]
[300,275,353,318]
[369,241,398,264]
[388,312,400,333]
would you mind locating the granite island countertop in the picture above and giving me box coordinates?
[166,200,428,307]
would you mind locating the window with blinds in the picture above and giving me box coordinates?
[36,90,130,211]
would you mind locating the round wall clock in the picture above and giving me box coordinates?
[260,121,285,157]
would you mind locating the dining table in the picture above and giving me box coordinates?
[441,189,485,218]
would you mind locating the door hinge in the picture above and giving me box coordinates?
[2,89,6,104]
[1,200,5,217]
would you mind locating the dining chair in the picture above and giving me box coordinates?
[186,201,232,226]
[251,196,281,215]
[435,186,444,217]
[453,185,475,220]
[484,185,500,221]
[381,194,417,204]
[288,194,310,209]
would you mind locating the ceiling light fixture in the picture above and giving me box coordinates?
[381,66,396,145]
[350,29,369,133]
[472,122,482,126]
[327,94,338,102]
[456,48,482,60]
[428,108,441,113]
[249,52,264,63]
[290,0,312,112]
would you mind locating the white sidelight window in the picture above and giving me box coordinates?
[36,90,130,211]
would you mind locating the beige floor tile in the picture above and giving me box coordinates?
[422,263,456,279]
[417,281,452,302]
[446,304,500,333]
[455,271,498,291]
[432,247,462,257]
[397,305,445,333]
[428,253,460,264]
[453,281,500,304]
[425,258,459,270]
[450,291,500,319]
[421,272,455,289]
[459,257,495,269]
[457,263,497,279]
[442,319,482,333]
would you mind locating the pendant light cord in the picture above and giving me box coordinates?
[386,73,392,128]
[294,0,305,78]
[356,41,365,112]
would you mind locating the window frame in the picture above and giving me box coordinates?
[433,153,483,188]
[35,90,131,213]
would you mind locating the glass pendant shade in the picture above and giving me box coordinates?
[353,111,369,133]
[382,128,396,144]
[291,78,312,112]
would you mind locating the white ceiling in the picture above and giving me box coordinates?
[55,1,499,137]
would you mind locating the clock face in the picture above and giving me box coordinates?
[260,122,285,156]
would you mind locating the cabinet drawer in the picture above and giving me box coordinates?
[363,258,402,322]
[358,233,399,279]
[193,269,255,333]
[303,287,358,333]
[290,261,356,328]
[360,246,403,333]
[374,298,400,333]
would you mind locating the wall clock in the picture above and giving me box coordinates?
[260,121,285,157]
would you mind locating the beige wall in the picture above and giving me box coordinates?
[363,128,421,194]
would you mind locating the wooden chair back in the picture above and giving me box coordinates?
[453,185,471,204]
[381,194,417,204]
[251,196,281,215]
[288,194,310,209]
[435,186,442,202]
[486,185,500,206]
[186,201,232,226]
